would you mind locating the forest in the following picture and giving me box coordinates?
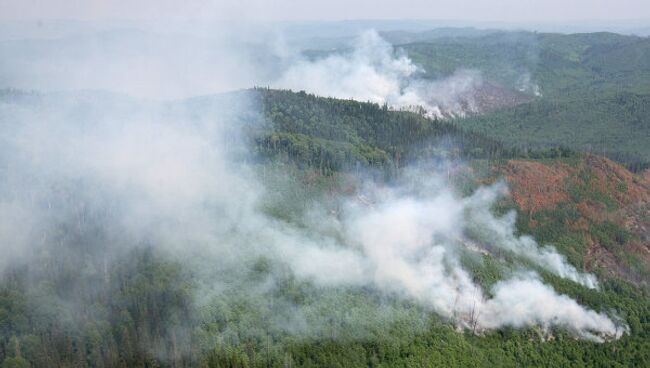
[0,11,650,367]
[0,86,648,367]
[388,31,650,170]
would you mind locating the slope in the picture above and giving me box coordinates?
[455,92,650,170]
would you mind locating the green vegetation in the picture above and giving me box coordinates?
[402,32,650,98]
[2,28,650,367]
[2,87,649,367]
[253,89,507,170]
[1,243,648,368]
[455,92,650,170]
[394,31,650,169]
[302,31,650,170]
[251,88,575,175]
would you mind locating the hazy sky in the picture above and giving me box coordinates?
[1,0,649,22]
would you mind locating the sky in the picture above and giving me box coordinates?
[1,0,649,22]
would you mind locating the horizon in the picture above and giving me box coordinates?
[1,0,649,23]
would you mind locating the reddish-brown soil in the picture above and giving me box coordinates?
[496,155,650,286]
[500,160,575,214]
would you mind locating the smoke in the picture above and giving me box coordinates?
[516,72,542,97]
[480,276,620,340]
[327,174,620,340]
[0,22,289,99]
[463,184,598,288]
[0,21,627,353]
[274,30,485,118]
[0,25,514,116]
[0,87,623,343]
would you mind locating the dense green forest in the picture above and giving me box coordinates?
[1,86,649,368]
[249,89,575,174]
[455,92,650,171]
[253,89,507,172]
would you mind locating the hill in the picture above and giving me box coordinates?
[399,31,650,98]
[249,88,517,172]
[494,155,650,286]
[455,92,650,170]
[250,89,650,286]
[377,31,649,169]
[0,88,648,368]
[297,31,650,169]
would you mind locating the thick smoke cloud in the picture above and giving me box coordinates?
[0,22,625,345]
[0,91,621,340]
[327,176,620,340]
[275,30,485,118]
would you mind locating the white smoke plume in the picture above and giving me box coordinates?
[327,176,621,341]
[464,184,599,288]
[480,276,620,340]
[517,72,543,97]
[274,30,484,118]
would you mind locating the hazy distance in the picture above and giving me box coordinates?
[1,0,649,23]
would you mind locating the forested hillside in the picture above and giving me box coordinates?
[252,89,650,287]
[400,32,650,98]
[1,89,648,368]
[456,92,650,171]
[251,88,517,173]
[374,31,650,169]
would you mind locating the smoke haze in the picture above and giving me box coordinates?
[0,20,627,354]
